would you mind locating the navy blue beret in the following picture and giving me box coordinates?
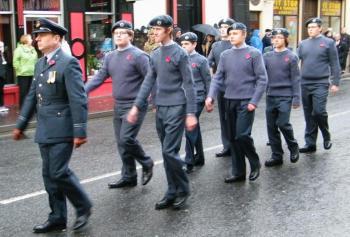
[149,15,173,27]
[218,18,235,27]
[305,17,322,27]
[272,28,289,37]
[179,32,198,42]
[112,20,133,32]
[227,22,247,33]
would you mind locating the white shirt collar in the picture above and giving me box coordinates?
[117,43,132,52]
[232,42,247,49]
[45,47,61,62]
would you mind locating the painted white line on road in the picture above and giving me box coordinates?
[329,110,350,118]
[0,145,222,205]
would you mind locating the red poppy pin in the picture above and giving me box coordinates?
[191,63,197,68]
[48,60,55,66]
[284,57,290,62]
[320,43,326,47]
[245,53,251,59]
[126,54,133,61]
[165,56,171,63]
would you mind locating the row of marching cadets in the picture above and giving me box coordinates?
[12,13,340,233]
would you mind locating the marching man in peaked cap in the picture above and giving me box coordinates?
[13,18,92,233]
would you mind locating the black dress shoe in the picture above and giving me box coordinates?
[224,175,246,183]
[142,164,153,185]
[173,194,190,209]
[33,221,66,233]
[299,146,316,153]
[290,150,299,163]
[194,154,205,166]
[155,197,175,210]
[249,166,260,181]
[216,149,231,157]
[265,158,283,167]
[324,140,332,150]
[185,164,194,174]
[108,179,137,189]
[73,210,91,231]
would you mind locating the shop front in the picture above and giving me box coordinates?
[273,0,299,51]
[320,0,342,34]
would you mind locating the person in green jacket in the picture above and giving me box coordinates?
[13,34,38,108]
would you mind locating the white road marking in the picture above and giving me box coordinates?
[0,145,222,205]
[1,109,349,206]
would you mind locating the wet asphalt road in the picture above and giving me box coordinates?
[1,80,350,237]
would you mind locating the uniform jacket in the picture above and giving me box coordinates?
[16,48,88,143]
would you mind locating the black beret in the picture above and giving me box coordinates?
[112,20,133,32]
[218,18,235,27]
[272,28,289,37]
[149,15,173,27]
[305,17,322,27]
[227,22,247,33]
[33,18,67,36]
[179,32,198,42]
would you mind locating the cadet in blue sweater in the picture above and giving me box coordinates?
[263,28,300,167]
[85,21,154,189]
[208,18,235,158]
[298,18,341,153]
[206,22,267,183]
[180,32,211,173]
[127,15,197,210]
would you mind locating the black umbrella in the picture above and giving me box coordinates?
[192,24,220,36]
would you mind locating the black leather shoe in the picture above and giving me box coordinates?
[299,146,316,153]
[185,164,194,174]
[290,150,299,163]
[33,221,66,233]
[155,197,175,210]
[108,179,137,189]
[224,175,246,183]
[265,158,283,167]
[173,194,190,209]
[324,140,332,150]
[142,164,153,185]
[249,166,260,181]
[216,149,231,157]
[194,154,205,166]
[73,210,91,231]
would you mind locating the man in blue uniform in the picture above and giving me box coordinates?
[13,18,92,233]
[298,18,341,153]
[85,20,154,189]
[206,22,267,183]
[208,18,235,158]
[263,28,300,167]
[179,32,211,173]
[127,15,197,210]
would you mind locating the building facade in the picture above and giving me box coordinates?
[0,0,349,106]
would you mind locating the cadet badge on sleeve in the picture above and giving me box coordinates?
[47,71,56,84]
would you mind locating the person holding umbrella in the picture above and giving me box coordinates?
[207,18,235,158]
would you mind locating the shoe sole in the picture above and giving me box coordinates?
[33,228,66,233]
[142,173,153,186]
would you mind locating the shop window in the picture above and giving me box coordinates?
[0,14,14,84]
[24,0,60,11]
[0,0,10,11]
[85,14,112,76]
[321,0,341,34]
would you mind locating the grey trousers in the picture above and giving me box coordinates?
[156,105,189,199]
[113,103,153,181]
[266,96,299,160]
[39,142,92,224]
[301,83,330,147]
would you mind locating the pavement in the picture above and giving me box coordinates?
[1,78,350,236]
